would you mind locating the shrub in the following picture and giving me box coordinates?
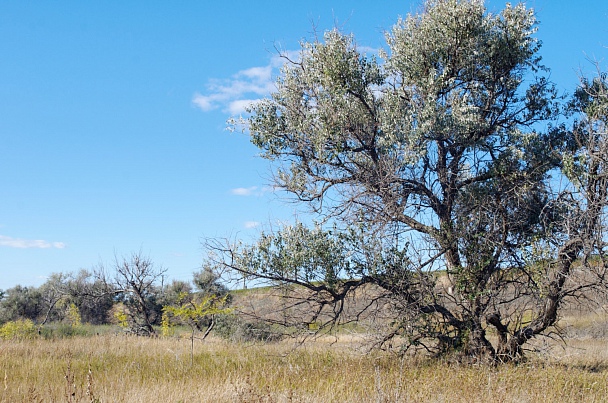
[38,323,91,339]
[213,314,282,342]
[0,319,37,340]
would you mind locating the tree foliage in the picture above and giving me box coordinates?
[193,267,229,297]
[0,285,44,324]
[162,293,232,364]
[0,271,115,327]
[213,0,608,362]
[161,294,231,337]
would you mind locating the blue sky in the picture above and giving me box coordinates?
[1,0,607,290]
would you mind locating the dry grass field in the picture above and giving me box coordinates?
[1,311,607,403]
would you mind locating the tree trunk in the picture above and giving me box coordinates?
[463,322,496,363]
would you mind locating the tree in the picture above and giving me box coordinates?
[37,273,71,326]
[214,0,608,362]
[64,270,115,325]
[161,279,193,307]
[0,285,44,324]
[34,270,117,326]
[98,252,166,335]
[193,267,229,297]
[161,293,231,365]
[0,272,116,328]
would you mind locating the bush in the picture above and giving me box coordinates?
[0,319,37,340]
[38,323,91,339]
[213,314,282,342]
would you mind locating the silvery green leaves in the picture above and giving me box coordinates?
[213,1,608,361]
[233,223,357,290]
[246,0,557,223]
[248,31,386,207]
[383,1,553,154]
[565,72,608,188]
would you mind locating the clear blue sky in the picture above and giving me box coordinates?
[1,1,607,290]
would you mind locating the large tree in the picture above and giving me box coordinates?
[211,0,608,362]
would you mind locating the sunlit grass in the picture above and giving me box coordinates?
[1,332,607,402]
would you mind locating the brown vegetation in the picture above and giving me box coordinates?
[0,309,606,402]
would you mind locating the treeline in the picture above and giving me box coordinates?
[0,252,226,335]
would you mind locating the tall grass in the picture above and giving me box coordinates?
[1,332,607,402]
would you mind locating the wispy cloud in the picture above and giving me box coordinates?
[231,186,259,196]
[244,221,260,229]
[0,235,66,249]
[228,99,259,115]
[192,65,274,114]
[192,46,381,115]
[193,52,298,115]
[230,186,275,197]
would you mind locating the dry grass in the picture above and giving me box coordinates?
[0,332,607,402]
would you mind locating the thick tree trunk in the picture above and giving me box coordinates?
[465,325,496,362]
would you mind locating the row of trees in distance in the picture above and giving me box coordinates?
[0,252,226,337]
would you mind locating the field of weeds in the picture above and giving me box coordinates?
[1,319,607,403]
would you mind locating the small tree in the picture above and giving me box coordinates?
[162,293,231,365]
[0,319,37,340]
[97,252,166,335]
[37,274,67,326]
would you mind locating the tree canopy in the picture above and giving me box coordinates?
[212,0,608,362]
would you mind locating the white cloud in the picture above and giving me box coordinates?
[0,235,66,249]
[192,66,274,114]
[244,221,260,229]
[191,47,382,115]
[228,99,260,115]
[192,51,300,115]
[231,186,259,196]
[231,186,276,197]
[239,65,272,82]
[192,93,216,111]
